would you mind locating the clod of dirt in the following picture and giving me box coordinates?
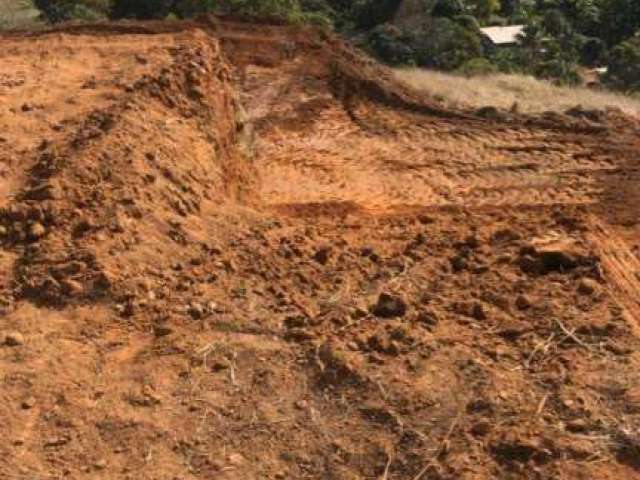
[360,246,379,262]
[313,245,332,265]
[519,243,588,275]
[416,309,439,327]
[27,222,46,241]
[577,277,600,295]
[515,294,533,310]
[188,302,206,319]
[371,293,407,318]
[21,396,36,410]
[3,331,25,347]
[624,387,640,414]
[450,254,468,272]
[153,325,173,338]
[470,419,492,437]
[565,418,589,433]
[471,302,487,321]
[60,278,84,296]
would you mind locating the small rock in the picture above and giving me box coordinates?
[188,302,206,319]
[0,225,7,237]
[471,302,487,321]
[515,294,532,310]
[372,293,407,318]
[153,325,173,338]
[625,386,640,413]
[60,278,84,296]
[93,459,107,470]
[417,214,434,225]
[536,248,578,273]
[416,310,439,326]
[313,246,332,265]
[228,453,245,466]
[346,341,360,351]
[21,396,36,410]
[565,418,589,433]
[211,360,229,372]
[450,255,468,272]
[470,420,492,437]
[44,436,70,447]
[4,332,25,347]
[27,222,46,241]
[294,400,308,410]
[577,278,599,296]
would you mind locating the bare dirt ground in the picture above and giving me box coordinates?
[1,19,640,480]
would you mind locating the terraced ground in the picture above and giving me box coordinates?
[1,19,640,480]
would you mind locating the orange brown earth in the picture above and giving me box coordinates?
[1,19,640,480]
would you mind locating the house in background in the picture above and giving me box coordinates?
[480,25,525,48]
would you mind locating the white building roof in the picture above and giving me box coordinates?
[480,25,525,45]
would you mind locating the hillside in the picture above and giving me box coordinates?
[1,19,640,480]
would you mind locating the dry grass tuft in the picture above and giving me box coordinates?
[0,0,41,30]
[395,68,640,118]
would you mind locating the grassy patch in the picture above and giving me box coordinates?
[395,68,640,118]
[0,0,41,29]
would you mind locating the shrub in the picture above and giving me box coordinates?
[410,17,484,71]
[432,0,464,18]
[173,0,217,18]
[605,36,640,92]
[110,0,174,19]
[34,0,78,22]
[454,14,480,31]
[221,0,305,23]
[580,36,606,66]
[366,23,415,65]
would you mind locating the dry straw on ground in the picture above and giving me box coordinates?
[395,68,640,118]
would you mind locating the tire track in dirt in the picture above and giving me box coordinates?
[252,86,616,212]
[588,215,640,335]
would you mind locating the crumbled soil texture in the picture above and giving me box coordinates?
[1,19,640,480]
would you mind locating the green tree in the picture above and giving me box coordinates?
[110,0,174,19]
[173,0,217,17]
[597,0,640,46]
[410,17,484,70]
[605,36,640,91]
[468,0,500,22]
[34,0,79,22]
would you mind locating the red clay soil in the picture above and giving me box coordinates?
[1,19,640,480]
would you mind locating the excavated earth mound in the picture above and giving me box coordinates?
[1,19,640,480]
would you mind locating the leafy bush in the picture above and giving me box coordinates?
[410,17,484,70]
[432,0,464,18]
[605,36,640,92]
[366,23,415,65]
[173,0,216,18]
[220,0,305,23]
[110,0,174,19]
[454,14,480,31]
[34,0,79,22]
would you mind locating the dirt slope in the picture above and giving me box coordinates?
[1,20,640,480]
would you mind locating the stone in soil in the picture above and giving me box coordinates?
[4,331,25,346]
[371,293,407,318]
